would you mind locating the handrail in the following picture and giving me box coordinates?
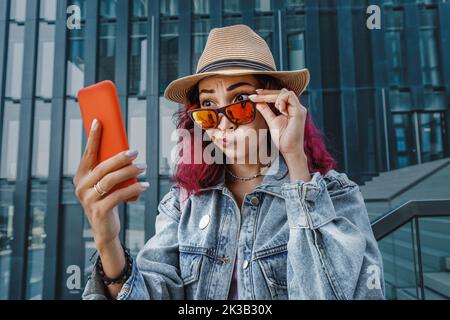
[371,199,450,241]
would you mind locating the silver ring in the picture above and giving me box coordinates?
[94,181,107,196]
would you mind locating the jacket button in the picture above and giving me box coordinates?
[199,214,210,230]
[242,260,249,269]
[250,196,259,206]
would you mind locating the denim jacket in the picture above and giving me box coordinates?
[82,155,385,300]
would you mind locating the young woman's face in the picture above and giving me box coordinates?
[197,74,270,163]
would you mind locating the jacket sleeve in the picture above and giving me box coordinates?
[280,171,385,300]
[82,186,184,300]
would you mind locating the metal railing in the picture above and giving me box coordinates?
[371,199,450,240]
[371,199,450,300]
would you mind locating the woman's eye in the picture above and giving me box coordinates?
[235,94,250,102]
[201,100,214,107]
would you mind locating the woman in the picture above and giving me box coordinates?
[77,25,385,300]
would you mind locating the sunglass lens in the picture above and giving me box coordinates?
[191,110,218,129]
[225,101,255,125]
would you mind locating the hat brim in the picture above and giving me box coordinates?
[163,68,310,105]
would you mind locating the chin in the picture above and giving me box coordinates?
[225,154,248,165]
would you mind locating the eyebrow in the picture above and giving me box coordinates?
[199,82,255,95]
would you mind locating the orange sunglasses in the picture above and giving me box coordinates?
[187,100,257,130]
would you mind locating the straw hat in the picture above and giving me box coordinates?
[164,24,310,104]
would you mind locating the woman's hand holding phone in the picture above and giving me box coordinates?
[73,119,148,298]
[73,118,148,248]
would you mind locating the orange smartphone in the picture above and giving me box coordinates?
[77,80,138,202]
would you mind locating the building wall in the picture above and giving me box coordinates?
[0,0,449,299]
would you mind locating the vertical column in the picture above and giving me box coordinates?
[64,0,100,298]
[115,0,129,121]
[178,0,192,78]
[404,0,424,111]
[438,1,450,156]
[84,0,98,86]
[114,0,130,245]
[403,0,424,165]
[242,0,254,29]
[210,0,223,28]
[305,0,324,130]
[145,0,161,238]
[43,0,69,300]
[336,0,360,180]
[370,0,396,172]
[273,0,286,71]
[0,0,10,151]
[9,0,40,300]
[58,204,84,299]
[377,3,403,169]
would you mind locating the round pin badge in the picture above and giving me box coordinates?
[199,214,210,230]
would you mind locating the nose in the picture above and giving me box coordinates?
[216,113,235,131]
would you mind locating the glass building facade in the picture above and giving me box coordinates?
[0,0,449,299]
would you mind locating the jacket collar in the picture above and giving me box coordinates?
[198,154,290,198]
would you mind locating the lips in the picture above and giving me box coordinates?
[214,135,232,148]
[218,138,229,147]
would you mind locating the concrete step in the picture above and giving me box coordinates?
[361,159,450,201]
[374,158,450,181]
[423,272,450,298]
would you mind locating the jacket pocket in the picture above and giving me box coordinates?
[179,246,204,285]
[254,244,288,299]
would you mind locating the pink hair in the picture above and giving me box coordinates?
[170,75,336,197]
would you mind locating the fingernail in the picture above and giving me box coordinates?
[256,89,263,92]
[125,150,139,157]
[138,172,146,178]
[249,94,258,100]
[135,163,147,170]
[90,119,98,132]
[139,182,150,189]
